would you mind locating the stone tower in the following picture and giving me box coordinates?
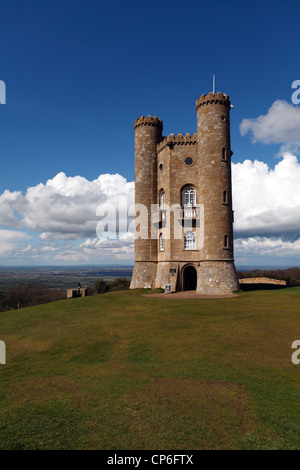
[130,91,239,294]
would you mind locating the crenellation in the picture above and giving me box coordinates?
[196,92,231,110]
[157,133,198,153]
[134,115,163,130]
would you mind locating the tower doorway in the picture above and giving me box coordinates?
[183,265,197,291]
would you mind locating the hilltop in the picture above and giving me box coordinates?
[0,288,299,450]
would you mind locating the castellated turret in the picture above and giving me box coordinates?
[130,92,239,294]
[130,116,163,289]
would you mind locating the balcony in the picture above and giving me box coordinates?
[178,207,200,220]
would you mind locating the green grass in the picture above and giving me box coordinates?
[0,288,299,449]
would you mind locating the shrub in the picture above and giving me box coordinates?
[108,278,130,292]
[94,278,130,294]
[94,279,108,294]
[2,283,65,310]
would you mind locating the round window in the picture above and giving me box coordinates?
[185,157,193,166]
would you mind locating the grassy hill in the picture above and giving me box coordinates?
[0,288,299,450]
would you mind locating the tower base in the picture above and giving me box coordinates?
[196,261,239,295]
[130,262,157,289]
[130,260,239,295]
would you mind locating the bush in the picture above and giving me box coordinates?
[94,279,108,294]
[2,283,65,310]
[94,278,130,294]
[108,278,130,292]
[86,286,95,296]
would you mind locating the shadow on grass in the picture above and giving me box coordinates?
[239,284,289,292]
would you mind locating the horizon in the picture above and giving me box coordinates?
[0,264,299,271]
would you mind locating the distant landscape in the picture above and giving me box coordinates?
[1,265,300,291]
[0,265,300,312]
[0,265,133,291]
[0,266,134,312]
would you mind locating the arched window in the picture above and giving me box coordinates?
[160,191,165,209]
[159,233,164,251]
[184,231,195,250]
[183,187,196,207]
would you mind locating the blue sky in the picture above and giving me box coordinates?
[1,0,300,266]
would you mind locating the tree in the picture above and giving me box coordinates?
[108,278,130,291]
[94,279,108,294]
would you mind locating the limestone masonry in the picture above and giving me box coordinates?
[130,91,239,294]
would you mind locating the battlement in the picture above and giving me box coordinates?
[157,133,197,153]
[134,115,163,130]
[196,92,231,110]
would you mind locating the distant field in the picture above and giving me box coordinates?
[0,266,133,290]
[0,288,299,449]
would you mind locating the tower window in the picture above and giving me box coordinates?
[184,231,196,250]
[222,148,226,160]
[159,233,164,251]
[159,163,163,172]
[223,191,228,203]
[160,191,165,209]
[224,235,228,248]
[185,157,193,166]
[183,187,196,208]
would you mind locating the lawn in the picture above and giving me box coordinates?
[0,288,299,449]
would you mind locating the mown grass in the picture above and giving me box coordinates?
[0,288,299,449]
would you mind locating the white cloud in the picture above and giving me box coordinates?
[0,230,29,253]
[0,190,24,227]
[0,172,135,263]
[232,153,300,238]
[41,245,59,252]
[240,100,300,154]
[0,172,135,241]
[235,236,300,258]
[46,238,134,263]
[79,236,134,259]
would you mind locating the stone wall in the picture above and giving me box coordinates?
[239,278,287,286]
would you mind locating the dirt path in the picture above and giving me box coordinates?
[143,290,238,299]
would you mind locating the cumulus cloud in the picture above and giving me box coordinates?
[41,246,59,252]
[0,172,135,263]
[0,230,29,253]
[240,100,300,154]
[235,236,300,259]
[232,153,300,239]
[79,237,134,260]
[0,190,24,227]
[0,172,135,241]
